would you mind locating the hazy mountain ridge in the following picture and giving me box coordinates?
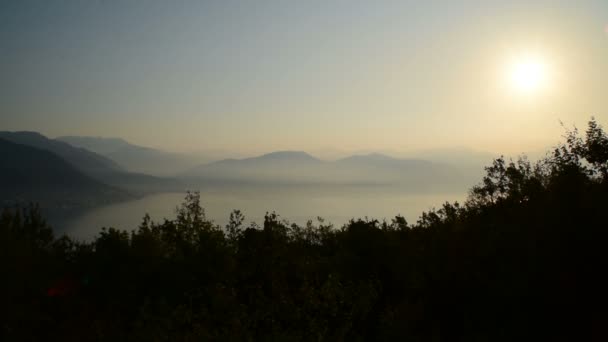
[0,138,132,209]
[55,136,494,188]
[1,131,183,195]
[0,132,124,175]
[182,151,474,192]
[57,136,200,176]
[57,136,133,155]
[2,131,483,208]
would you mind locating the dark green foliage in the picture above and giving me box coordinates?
[2,119,608,341]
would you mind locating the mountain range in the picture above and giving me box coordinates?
[57,136,200,176]
[0,138,131,209]
[2,131,484,213]
[0,132,123,175]
[0,132,182,195]
[182,151,476,193]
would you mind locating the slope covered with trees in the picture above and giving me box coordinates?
[1,119,607,341]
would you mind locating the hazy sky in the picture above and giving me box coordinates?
[1,1,607,157]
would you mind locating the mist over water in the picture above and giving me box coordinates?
[55,186,466,241]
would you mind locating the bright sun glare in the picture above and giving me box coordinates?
[508,54,549,94]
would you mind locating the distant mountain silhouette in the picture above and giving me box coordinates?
[0,132,183,194]
[244,150,321,163]
[182,151,470,192]
[207,151,322,167]
[336,153,433,168]
[182,151,325,185]
[57,136,199,176]
[334,153,469,191]
[57,136,132,155]
[0,138,131,209]
[409,147,496,167]
[0,132,123,176]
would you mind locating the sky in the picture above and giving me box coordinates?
[1,0,607,158]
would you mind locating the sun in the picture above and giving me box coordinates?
[507,54,549,94]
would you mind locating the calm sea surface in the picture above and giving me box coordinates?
[54,186,466,241]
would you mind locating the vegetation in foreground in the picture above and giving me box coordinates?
[2,120,608,341]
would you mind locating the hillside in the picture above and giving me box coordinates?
[0,138,131,209]
[57,136,199,176]
[0,131,123,176]
[0,132,183,194]
[182,151,472,192]
[183,151,326,185]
